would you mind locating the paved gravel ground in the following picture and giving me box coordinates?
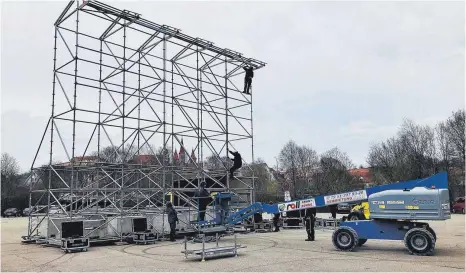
[1,214,464,272]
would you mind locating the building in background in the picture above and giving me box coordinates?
[348,168,374,188]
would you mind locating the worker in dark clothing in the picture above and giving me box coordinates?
[304,207,316,241]
[329,205,337,219]
[269,201,280,232]
[228,150,242,179]
[273,212,280,232]
[194,181,211,222]
[166,202,179,241]
[243,66,254,94]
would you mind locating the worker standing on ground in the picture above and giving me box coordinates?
[269,201,280,232]
[166,202,179,241]
[273,211,280,232]
[194,181,211,221]
[228,150,242,179]
[304,207,316,241]
[329,204,337,219]
[243,66,254,94]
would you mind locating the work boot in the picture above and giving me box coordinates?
[169,234,176,241]
[305,237,314,241]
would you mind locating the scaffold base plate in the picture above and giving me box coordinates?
[182,245,246,260]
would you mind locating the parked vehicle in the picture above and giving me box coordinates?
[337,202,351,214]
[22,205,61,216]
[346,202,370,221]
[3,208,22,217]
[23,207,32,216]
[49,206,61,214]
[452,197,465,214]
[36,205,48,214]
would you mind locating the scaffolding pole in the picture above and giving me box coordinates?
[25,0,265,242]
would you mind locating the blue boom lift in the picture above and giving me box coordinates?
[194,172,450,255]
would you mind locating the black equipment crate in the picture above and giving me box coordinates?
[61,237,89,253]
[133,232,157,245]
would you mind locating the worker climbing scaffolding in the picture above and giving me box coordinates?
[243,66,254,94]
[228,150,242,179]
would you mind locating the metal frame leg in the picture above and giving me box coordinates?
[201,235,205,262]
[184,236,188,259]
[234,234,238,257]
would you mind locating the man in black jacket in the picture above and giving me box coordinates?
[268,201,280,232]
[228,150,242,179]
[329,204,337,219]
[166,202,179,241]
[304,207,316,241]
[194,181,211,222]
[243,66,254,94]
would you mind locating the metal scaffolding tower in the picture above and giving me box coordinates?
[25,0,266,241]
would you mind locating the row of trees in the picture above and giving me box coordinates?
[368,110,465,198]
[277,142,357,198]
[1,153,29,211]
[2,110,464,210]
[251,109,465,202]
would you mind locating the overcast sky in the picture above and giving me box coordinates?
[1,1,465,172]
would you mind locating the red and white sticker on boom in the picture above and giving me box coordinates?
[278,198,316,212]
[324,190,367,205]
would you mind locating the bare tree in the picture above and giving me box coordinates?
[93,145,122,163]
[1,153,24,210]
[436,122,454,170]
[242,158,273,197]
[367,136,412,183]
[399,120,437,178]
[296,146,319,174]
[440,110,465,198]
[368,119,438,184]
[278,142,355,198]
[278,140,300,198]
[204,154,230,170]
[295,146,319,197]
[367,111,465,199]
[312,147,355,195]
[1,153,20,179]
[321,147,354,170]
[444,110,465,166]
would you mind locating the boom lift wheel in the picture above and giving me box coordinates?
[347,211,365,221]
[403,227,436,256]
[425,226,436,242]
[332,226,358,251]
